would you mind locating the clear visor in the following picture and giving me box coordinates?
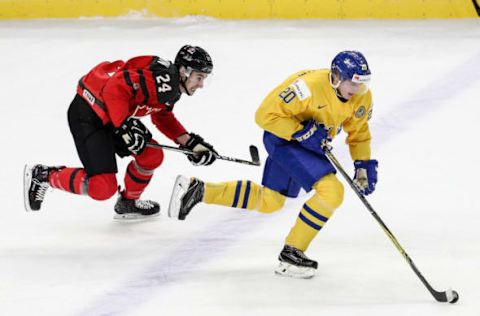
[330,71,371,97]
[185,67,213,88]
[350,73,371,95]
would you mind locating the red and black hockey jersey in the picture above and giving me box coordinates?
[77,55,187,142]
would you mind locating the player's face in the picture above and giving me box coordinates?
[338,80,363,100]
[184,71,209,95]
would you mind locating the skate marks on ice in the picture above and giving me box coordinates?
[76,211,274,316]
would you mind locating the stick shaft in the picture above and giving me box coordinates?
[146,143,260,166]
[324,148,448,302]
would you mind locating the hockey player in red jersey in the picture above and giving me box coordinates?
[24,45,218,218]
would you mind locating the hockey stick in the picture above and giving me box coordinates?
[323,147,459,303]
[146,143,261,166]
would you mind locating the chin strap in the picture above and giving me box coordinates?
[180,77,191,96]
[329,72,341,98]
[329,71,341,88]
[329,71,348,102]
[179,66,193,96]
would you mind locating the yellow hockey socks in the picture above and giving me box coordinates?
[203,180,285,213]
[285,174,344,251]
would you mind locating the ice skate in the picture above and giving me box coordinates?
[168,175,204,220]
[275,245,318,279]
[24,164,63,212]
[114,193,160,220]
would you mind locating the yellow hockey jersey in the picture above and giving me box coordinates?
[255,69,372,161]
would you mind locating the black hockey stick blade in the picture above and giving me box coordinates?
[216,145,260,166]
[249,145,260,166]
[432,288,459,304]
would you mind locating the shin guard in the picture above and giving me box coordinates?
[49,168,89,195]
[285,174,344,251]
[49,168,117,200]
[122,161,154,200]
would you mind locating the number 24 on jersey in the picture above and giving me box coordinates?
[156,74,172,93]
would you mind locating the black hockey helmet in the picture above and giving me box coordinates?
[174,45,213,74]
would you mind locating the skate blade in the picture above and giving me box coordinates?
[168,175,190,219]
[113,212,160,221]
[274,261,316,279]
[23,164,33,212]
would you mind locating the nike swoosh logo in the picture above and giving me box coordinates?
[317,105,327,109]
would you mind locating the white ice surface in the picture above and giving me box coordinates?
[0,18,479,316]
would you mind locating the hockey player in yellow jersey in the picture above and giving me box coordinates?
[168,51,378,279]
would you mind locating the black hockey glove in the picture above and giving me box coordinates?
[183,133,218,166]
[115,117,152,155]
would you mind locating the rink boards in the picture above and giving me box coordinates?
[0,0,479,19]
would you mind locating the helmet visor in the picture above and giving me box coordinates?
[351,73,371,95]
[185,68,213,89]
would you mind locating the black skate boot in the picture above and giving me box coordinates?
[23,164,64,212]
[114,192,160,220]
[168,175,205,220]
[275,245,318,279]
